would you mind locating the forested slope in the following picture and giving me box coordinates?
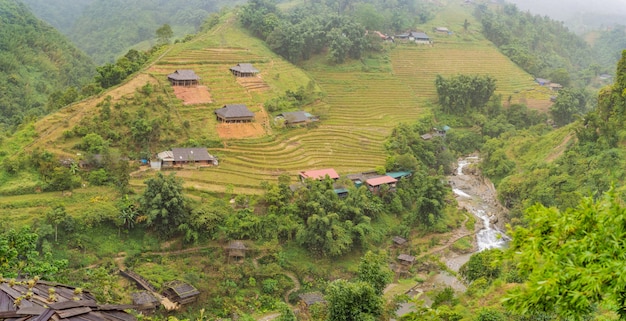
[0,0,95,129]
[22,0,246,64]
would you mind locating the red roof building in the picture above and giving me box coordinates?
[366,175,398,193]
[299,168,339,181]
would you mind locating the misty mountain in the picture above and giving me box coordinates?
[23,0,245,64]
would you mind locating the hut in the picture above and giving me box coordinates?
[226,240,248,263]
[392,236,407,247]
[230,63,260,77]
[397,254,416,266]
[0,279,137,321]
[131,291,160,314]
[299,168,339,182]
[167,70,201,87]
[162,281,200,305]
[298,292,326,307]
[366,175,398,193]
[215,104,255,123]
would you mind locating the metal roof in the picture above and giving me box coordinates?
[300,168,339,180]
[366,175,397,186]
[167,70,200,81]
[171,148,215,162]
[280,111,309,124]
[397,254,416,262]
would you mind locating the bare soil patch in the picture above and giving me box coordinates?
[523,98,554,113]
[216,107,270,139]
[173,85,213,105]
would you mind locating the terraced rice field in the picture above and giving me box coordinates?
[391,42,537,104]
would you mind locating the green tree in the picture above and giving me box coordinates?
[156,23,174,44]
[45,205,69,242]
[139,172,189,238]
[550,88,588,127]
[503,189,626,319]
[326,279,383,321]
[357,250,393,295]
[0,227,68,279]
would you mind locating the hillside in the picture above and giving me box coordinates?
[0,1,549,197]
[22,0,246,64]
[0,0,95,129]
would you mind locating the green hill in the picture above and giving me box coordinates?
[0,0,95,129]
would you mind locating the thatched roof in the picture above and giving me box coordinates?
[131,291,159,306]
[230,63,259,74]
[167,70,200,81]
[215,104,254,119]
[226,240,247,251]
[397,254,416,263]
[0,279,136,321]
[392,236,407,245]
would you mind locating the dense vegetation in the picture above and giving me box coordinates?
[22,0,246,64]
[474,2,599,86]
[239,0,435,63]
[0,0,95,130]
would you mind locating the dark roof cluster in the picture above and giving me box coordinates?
[163,281,200,300]
[0,279,136,321]
[229,63,259,74]
[171,148,216,162]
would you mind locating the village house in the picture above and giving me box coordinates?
[167,69,201,87]
[0,278,137,321]
[365,175,398,193]
[230,63,260,77]
[215,104,255,122]
[162,280,201,306]
[395,31,431,44]
[277,111,318,126]
[434,27,451,34]
[298,292,326,307]
[299,168,340,182]
[397,253,416,266]
[152,147,218,170]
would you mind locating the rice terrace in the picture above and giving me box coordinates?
[12,4,548,195]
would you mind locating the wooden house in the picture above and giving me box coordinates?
[230,63,260,77]
[167,70,200,87]
[277,111,318,126]
[365,175,398,193]
[0,279,137,321]
[298,292,326,307]
[299,168,340,182]
[397,254,416,266]
[549,83,563,91]
[392,236,407,247]
[215,104,255,122]
[162,281,200,305]
[226,240,248,263]
[131,291,160,314]
[154,148,217,169]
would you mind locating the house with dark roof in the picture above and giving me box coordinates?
[397,254,416,265]
[167,70,200,87]
[299,168,340,182]
[277,111,318,126]
[366,175,398,193]
[393,236,408,247]
[162,281,200,305]
[230,63,260,77]
[154,148,217,169]
[298,292,326,307]
[409,31,431,44]
[0,279,137,321]
[215,104,255,122]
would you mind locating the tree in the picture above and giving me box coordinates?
[45,205,69,242]
[357,250,393,295]
[550,88,588,127]
[435,74,496,114]
[156,24,173,44]
[139,172,189,238]
[326,279,384,321]
[0,227,68,279]
[503,189,626,319]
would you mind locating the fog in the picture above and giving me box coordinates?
[507,0,626,21]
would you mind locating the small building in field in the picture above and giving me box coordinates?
[298,292,326,307]
[155,148,217,169]
[548,83,563,91]
[215,104,255,123]
[131,291,160,314]
[226,240,248,263]
[366,175,398,193]
[410,31,431,44]
[277,111,318,126]
[162,281,200,305]
[397,254,416,266]
[535,78,550,86]
[230,63,260,77]
[299,168,340,182]
[434,27,451,34]
[393,236,408,247]
[167,70,201,87]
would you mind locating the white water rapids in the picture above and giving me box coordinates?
[452,157,510,251]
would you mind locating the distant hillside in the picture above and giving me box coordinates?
[22,0,246,64]
[0,0,95,129]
